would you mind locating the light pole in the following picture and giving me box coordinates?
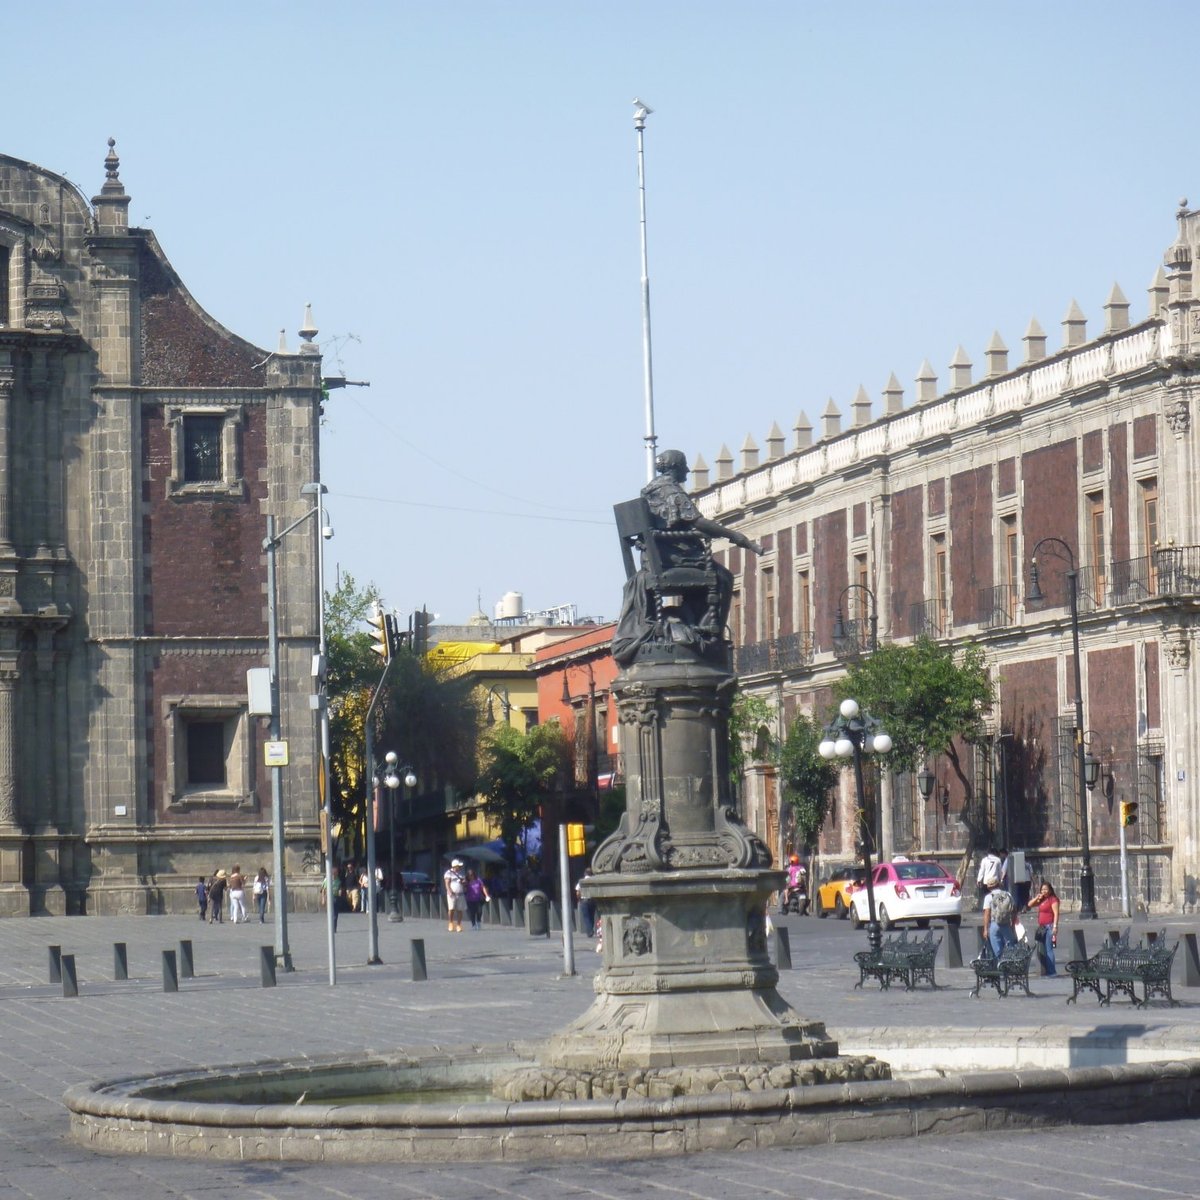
[832,584,878,656]
[1028,536,1097,919]
[819,699,892,955]
[484,686,512,727]
[384,752,416,922]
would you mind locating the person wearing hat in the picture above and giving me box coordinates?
[444,859,467,933]
[208,869,227,924]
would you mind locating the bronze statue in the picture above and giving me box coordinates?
[613,449,763,665]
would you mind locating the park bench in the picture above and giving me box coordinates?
[1066,933,1179,1008]
[854,929,941,991]
[969,938,1034,998]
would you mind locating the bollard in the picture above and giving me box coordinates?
[487,897,500,927]
[162,949,178,993]
[774,926,792,970]
[61,953,78,998]
[1071,929,1088,963]
[1184,932,1200,987]
[411,938,427,982]
[945,923,963,968]
[500,897,513,926]
[1108,928,1121,946]
[1147,929,1160,946]
[260,945,277,988]
[48,944,62,984]
[178,939,194,979]
[549,900,562,932]
[113,942,128,981]
[977,926,988,955]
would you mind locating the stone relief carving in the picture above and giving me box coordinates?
[622,916,652,958]
[1166,636,1191,670]
[1166,399,1191,438]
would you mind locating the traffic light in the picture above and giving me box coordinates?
[566,823,587,857]
[413,607,431,656]
[367,605,397,661]
[1121,800,1138,827]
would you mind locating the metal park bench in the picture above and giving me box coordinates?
[969,939,1034,998]
[854,930,941,992]
[1066,933,1179,1008]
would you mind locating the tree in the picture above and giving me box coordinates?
[728,690,777,796]
[835,636,996,883]
[779,713,840,847]
[476,722,571,872]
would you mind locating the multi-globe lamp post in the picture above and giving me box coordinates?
[819,699,892,954]
[383,751,417,922]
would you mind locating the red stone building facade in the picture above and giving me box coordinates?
[0,144,323,914]
[697,205,1200,913]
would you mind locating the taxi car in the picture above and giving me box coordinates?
[814,865,867,918]
[848,857,962,929]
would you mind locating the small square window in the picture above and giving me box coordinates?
[183,415,224,483]
[164,695,253,811]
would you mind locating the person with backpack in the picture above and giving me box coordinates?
[982,879,1017,959]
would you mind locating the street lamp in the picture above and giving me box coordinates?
[384,752,417,922]
[1028,536,1097,919]
[484,686,512,727]
[819,698,893,954]
[832,584,878,656]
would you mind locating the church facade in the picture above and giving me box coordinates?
[698,201,1200,913]
[0,143,323,915]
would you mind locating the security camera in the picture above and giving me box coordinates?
[321,525,334,540]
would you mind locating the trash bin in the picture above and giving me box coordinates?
[525,889,550,938]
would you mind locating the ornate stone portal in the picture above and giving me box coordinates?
[496,452,886,1100]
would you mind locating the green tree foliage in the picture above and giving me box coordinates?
[728,690,777,795]
[779,713,840,846]
[835,637,995,881]
[476,722,571,868]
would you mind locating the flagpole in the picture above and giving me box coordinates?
[634,98,657,482]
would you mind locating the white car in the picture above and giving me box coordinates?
[849,857,962,930]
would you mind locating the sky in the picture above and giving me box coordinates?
[9,1,1200,628]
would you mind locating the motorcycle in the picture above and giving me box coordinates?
[779,880,809,916]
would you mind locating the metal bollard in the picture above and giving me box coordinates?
[61,953,78,998]
[162,949,178,993]
[48,944,62,984]
[945,923,963,968]
[500,897,513,926]
[1183,932,1200,987]
[260,945,277,987]
[1071,929,1088,963]
[1108,928,1122,946]
[178,939,195,979]
[977,926,988,954]
[1146,929,1160,946]
[411,938,427,982]
[774,926,792,970]
[113,942,128,981]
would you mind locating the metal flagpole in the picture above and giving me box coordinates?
[634,98,657,482]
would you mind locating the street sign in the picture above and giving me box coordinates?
[264,740,289,767]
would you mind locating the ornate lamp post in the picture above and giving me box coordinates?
[819,699,893,954]
[1028,536,1097,919]
[832,584,878,656]
[383,752,417,922]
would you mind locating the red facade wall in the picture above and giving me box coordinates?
[998,457,1016,496]
[1082,429,1103,473]
[812,509,847,650]
[1022,440,1079,605]
[928,478,945,517]
[888,486,924,633]
[1087,645,1137,841]
[1109,423,1129,561]
[142,407,269,637]
[949,465,993,626]
[776,525,793,637]
[1146,642,1161,730]
[1133,414,1157,460]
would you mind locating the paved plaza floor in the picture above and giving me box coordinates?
[2,908,1200,1199]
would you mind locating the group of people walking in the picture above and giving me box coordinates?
[443,858,491,931]
[196,865,270,925]
[977,846,1060,976]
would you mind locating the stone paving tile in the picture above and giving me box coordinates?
[2,912,1200,1199]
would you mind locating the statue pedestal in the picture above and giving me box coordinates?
[541,868,837,1071]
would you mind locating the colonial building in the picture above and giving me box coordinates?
[0,143,323,915]
[698,201,1200,913]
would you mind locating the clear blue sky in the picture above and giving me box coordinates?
[11,1,1198,626]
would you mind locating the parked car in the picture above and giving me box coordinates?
[814,865,867,918]
[399,871,437,894]
[848,857,962,929]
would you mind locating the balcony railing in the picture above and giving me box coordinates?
[735,631,815,675]
[978,584,1017,630]
[1110,556,1155,605]
[831,619,874,659]
[1153,545,1200,597]
[909,599,948,639]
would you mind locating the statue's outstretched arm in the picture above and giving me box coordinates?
[694,515,763,555]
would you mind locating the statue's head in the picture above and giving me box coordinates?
[655,449,689,481]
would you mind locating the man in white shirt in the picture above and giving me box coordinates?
[976,847,1003,909]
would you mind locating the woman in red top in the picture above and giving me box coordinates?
[1026,880,1060,976]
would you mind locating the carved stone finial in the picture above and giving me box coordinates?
[101,137,125,195]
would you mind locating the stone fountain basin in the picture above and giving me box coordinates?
[64,1030,1200,1163]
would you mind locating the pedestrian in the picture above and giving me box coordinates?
[344,862,360,914]
[576,867,596,938]
[208,869,227,923]
[444,858,466,933]
[194,876,208,922]
[228,864,247,923]
[976,845,1003,909]
[1026,879,1060,977]
[253,867,270,923]
[464,868,490,930]
[982,878,1017,959]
